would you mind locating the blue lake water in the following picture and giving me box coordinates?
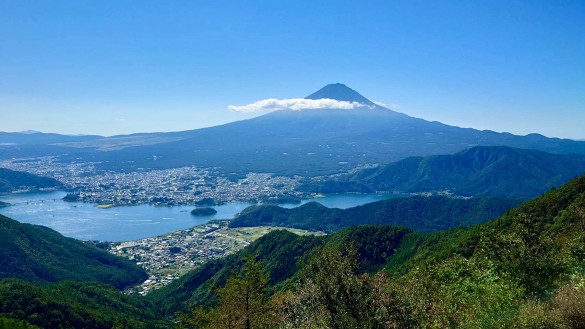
[0,191,405,242]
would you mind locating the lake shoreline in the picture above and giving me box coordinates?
[0,190,407,242]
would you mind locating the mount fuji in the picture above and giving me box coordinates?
[4,83,585,176]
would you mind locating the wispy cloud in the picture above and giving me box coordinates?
[228,98,370,113]
[372,100,399,110]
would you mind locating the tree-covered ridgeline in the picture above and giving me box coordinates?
[0,214,147,289]
[300,146,585,199]
[230,196,520,233]
[0,168,62,193]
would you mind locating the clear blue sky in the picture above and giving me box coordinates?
[1,0,584,138]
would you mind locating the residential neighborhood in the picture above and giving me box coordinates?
[107,220,322,294]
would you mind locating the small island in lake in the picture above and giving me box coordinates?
[0,201,10,208]
[191,207,218,216]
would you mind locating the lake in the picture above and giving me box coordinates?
[0,191,405,242]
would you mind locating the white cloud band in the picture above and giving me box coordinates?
[228,98,370,113]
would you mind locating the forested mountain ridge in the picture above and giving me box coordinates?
[229,196,521,232]
[0,168,63,193]
[155,174,585,328]
[147,226,411,316]
[301,145,585,198]
[0,280,170,329]
[375,172,585,327]
[0,214,147,289]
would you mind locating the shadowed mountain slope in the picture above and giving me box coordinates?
[0,214,147,290]
[229,196,520,233]
[0,168,63,193]
[301,146,585,198]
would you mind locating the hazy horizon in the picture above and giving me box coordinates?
[2,99,584,142]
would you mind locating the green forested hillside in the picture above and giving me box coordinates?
[0,168,62,192]
[1,174,584,328]
[301,146,585,198]
[148,226,416,316]
[230,196,520,232]
[147,230,329,315]
[0,280,170,329]
[0,317,39,329]
[0,214,147,289]
[377,172,585,327]
[164,174,585,328]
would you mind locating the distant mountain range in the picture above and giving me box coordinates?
[0,168,63,193]
[0,131,101,145]
[2,83,585,175]
[300,146,585,199]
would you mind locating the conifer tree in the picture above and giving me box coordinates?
[181,255,272,329]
